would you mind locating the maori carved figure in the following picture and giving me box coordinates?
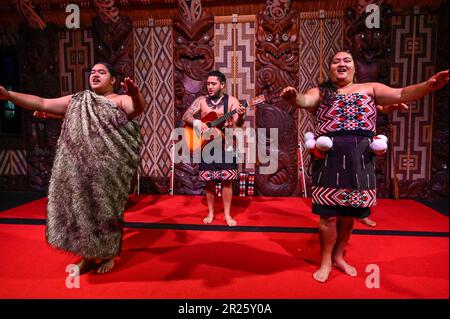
[173,0,214,126]
[256,10,299,100]
[345,0,392,83]
[92,1,133,94]
[255,103,298,196]
[19,24,61,192]
[255,1,299,196]
[15,0,46,29]
[19,24,60,96]
[173,0,214,194]
[345,0,393,198]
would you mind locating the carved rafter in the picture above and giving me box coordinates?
[94,0,120,24]
[15,0,46,29]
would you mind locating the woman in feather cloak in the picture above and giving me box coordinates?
[0,63,145,274]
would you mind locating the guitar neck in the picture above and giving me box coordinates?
[207,95,264,128]
[210,109,239,128]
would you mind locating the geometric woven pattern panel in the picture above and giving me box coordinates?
[0,149,27,175]
[312,186,377,208]
[58,30,94,95]
[390,14,437,181]
[214,20,256,172]
[133,24,174,178]
[298,16,344,184]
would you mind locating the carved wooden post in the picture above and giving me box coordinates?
[16,0,61,191]
[255,0,300,196]
[173,0,214,194]
[345,0,393,198]
[92,0,133,93]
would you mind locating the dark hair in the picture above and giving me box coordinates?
[207,70,226,83]
[319,51,354,101]
[94,62,117,78]
[318,79,338,102]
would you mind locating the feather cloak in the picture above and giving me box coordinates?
[46,90,142,259]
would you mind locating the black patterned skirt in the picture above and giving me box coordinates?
[199,141,238,182]
[311,133,376,218]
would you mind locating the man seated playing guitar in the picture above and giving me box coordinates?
[182,70,246,226]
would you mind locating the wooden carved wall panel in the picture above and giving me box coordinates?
[345,1,393,198]
[19,24,61,192]
[255,2,300,196]
[92,15,134,93]
[173,0,214,195]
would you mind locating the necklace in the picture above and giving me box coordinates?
[208,95,224,109]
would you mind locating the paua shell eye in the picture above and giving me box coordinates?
[266,34,273,42]
[282,33,289,41]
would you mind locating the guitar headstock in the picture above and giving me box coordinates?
[252,94,266,105]
[242,95,266,108]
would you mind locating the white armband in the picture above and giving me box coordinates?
[193,119,202,137]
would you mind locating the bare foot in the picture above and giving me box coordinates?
[96,258,115,274]
[203,214,214,224]
[75,258,94,274]
[359,217,376,227]
[333,257,357,277]
[224,215,237,227]
[313,264,332,283]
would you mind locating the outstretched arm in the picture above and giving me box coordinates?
[0,85,71,115]
[377,103,408,114]
[120,77,146,119]
[280,86,321,110]
[33,111,64,119]
[373,70,449,105]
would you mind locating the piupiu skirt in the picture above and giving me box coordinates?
[311,133,376,218]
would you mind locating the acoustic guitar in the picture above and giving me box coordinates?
[183,95,265,152]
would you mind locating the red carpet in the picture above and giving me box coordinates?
[0,195,448,232]
[0,195,448,298]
